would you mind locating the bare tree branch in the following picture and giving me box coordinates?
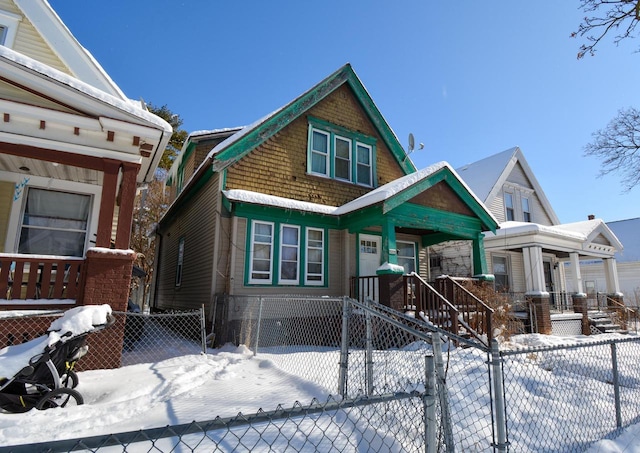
[584,107,640,191]
[572,0,640,58]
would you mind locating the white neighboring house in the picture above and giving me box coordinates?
[431,147,624,334]
[576,218,640,306]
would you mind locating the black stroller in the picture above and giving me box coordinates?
[0,305,114,413]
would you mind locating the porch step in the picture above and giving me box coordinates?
[588,311,624,334]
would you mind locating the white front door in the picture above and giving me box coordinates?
[358,234,381,301]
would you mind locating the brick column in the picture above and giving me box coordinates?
[572,293,590,335]
[377,272,405,312]
[77,248,135,370]
[528,294,552,335]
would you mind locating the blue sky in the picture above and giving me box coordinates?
[49,0,640,224]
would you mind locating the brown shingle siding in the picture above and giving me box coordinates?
[225,84,406,207]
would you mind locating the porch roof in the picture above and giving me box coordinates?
[483,219,623,259]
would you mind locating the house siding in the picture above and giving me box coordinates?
[155,173,219,312]
[0,0,70,74]
[224,84,406,207]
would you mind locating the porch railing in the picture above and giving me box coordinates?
[435,276,494,345]
[349,275,379,303]
[403,273,459,337]
[0,253,84,302]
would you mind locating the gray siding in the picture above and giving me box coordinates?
[155,174,219,312]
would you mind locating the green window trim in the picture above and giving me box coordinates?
[245,218,329,288]
[307,116,377,188]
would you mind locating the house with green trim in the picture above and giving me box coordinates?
[152,64,498,335]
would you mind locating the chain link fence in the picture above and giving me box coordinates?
[500,336,640,452]
[5,298,640,452]
[0,308,206,369]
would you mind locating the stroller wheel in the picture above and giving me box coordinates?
[35,388,84,410]
[61,370,79,389]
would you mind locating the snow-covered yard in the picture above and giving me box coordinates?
[1,335,639,451]
[1,304,640,451]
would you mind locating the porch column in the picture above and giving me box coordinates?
[523,246,551,334]
[114,162,140,249]
[472,233,489,276]
[96,159,120,248]
[603,258,622,296]
[522,246,546,294]
[569,252,584,295]
[381,218,397,266]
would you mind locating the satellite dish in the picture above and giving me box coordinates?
[408,133,415,152]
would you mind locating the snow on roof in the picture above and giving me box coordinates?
[334,162,449,215]
[224,161,497,225]
[0,46,171,133]
[223,189,337,215]
[456,147,518,202]
[487,221,587,241]
[607,218,640,262]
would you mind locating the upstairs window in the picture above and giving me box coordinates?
[307,117,376,188]
[0,10,21,48]
[522,197,531,222]
[504,193,514,221]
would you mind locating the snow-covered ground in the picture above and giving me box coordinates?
[1,309,639,451]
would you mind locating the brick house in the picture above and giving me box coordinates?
[152,64,498,341]
[0,0,171,365]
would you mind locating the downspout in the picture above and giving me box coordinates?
[149,225,163,312]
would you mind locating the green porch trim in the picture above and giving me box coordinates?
[421,232,459,247]
[390,204,484,239]
[210,64,416,175]
[381,167,497,233]
[472,233,489,276]
[381,217,397,266]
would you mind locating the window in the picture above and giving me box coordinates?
[504,193,514,221]
[397,241,416,274]
[492,255,510,291]
[307,118,376,188]
[18,188,90,257]
[175,237,185,286]
[248,221,326,286]
[305,228,324,285]
[249,221,274,283]
[334,136,351,181]
[522,197,531,222]
[356,143,372,186]
[0,10,21,48]
[310,130,330,176]
[279,225,300,284]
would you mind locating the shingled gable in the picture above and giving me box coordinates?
[206,63,416,175]
[223,161,498,234]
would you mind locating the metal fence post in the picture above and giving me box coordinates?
[425,355,437,453]
[200,304,207,354]
[254,296,263,357]
[490,339,508,453]
[432,332,455,452]
[365,298,374,396]
[611,342,622,428]
[338,296,350,396]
